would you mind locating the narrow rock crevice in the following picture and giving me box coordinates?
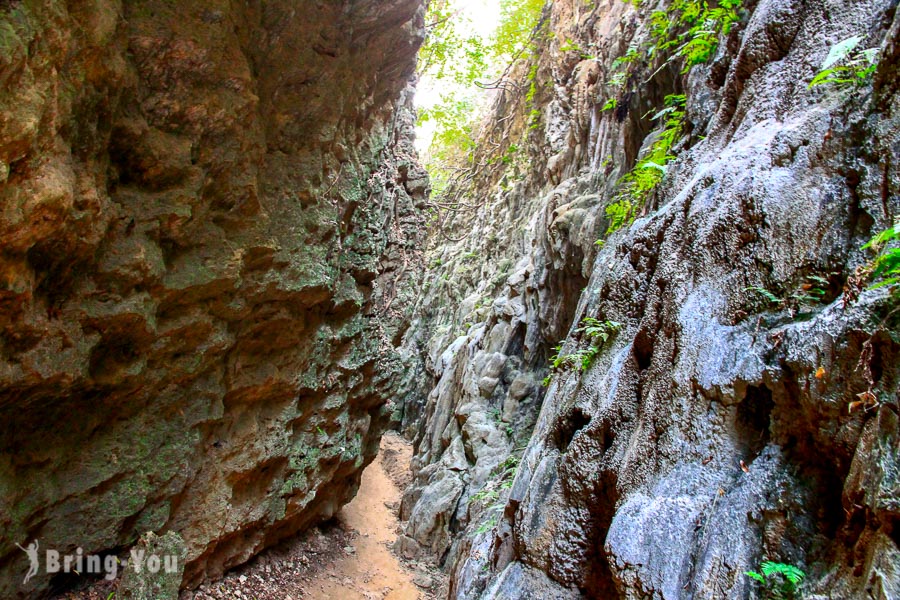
[2,0,900,599]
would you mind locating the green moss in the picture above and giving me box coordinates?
[282,443,322,495]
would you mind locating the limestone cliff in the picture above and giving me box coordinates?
[398,0,900,598]
[0,0,425,596]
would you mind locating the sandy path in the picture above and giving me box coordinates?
[303,433,422,600]
[57,434,426,600]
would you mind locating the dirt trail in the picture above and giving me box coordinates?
[58,433,431,600]
[302,433,422,600]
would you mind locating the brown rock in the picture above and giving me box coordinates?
[0,0,426,596]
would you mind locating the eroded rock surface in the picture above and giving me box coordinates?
[398,0,900,598]
[0,1,425,596]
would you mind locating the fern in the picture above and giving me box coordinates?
[469,453,520,535]
[746,285,783,307]
[605,0,738,130]
[668,0,742,70]
[609,93,685,229]
[809,35,879,88]
[678,30,718,70]
[579,346,600,370]
[548,343,565,369]
[746,561,805,599]
[470,487,500,504]
[543,319,622,383]
[761,562,805,585]
[863,220,900,292]
[747,272,834,314]
[475,513,499,535]
[649,10,673,49]
[822,35,866,68]
[605,199,635,235]
[611,44,641,69]
[600,0,741,230]
[577,318,622,344]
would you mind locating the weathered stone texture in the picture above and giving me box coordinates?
[0,0,425,596]
[399,0,900,598]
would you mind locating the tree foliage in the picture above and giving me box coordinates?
[417,0,546,181]
[492,0,547,63]
[418,0,487,86]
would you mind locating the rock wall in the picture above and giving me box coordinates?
[398,0,900,598]
[0,0,426,596]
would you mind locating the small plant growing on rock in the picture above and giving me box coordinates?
[793,274,830,304]
[548,344,596,372]
[862,220,900,295]
[674,0,742,70]
[595,0,744,237]
[746,561,805,599]
[559,37,585,55]
[745,285,783,308]
[809,35,879,89]
[606,94,686,235]
[542,319,622,385]
[469,455,520,535]
[577,317,622,343]
[745,274,834,315]
[487,408,515,437]
[603,0,741,109]
[605,198,634,235]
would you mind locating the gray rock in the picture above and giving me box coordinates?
[394,0,900,598]
[481,562,581,600]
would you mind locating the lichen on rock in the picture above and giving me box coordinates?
[0,0,426,596]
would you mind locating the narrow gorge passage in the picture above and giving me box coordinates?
[58,435,431,600]
[2,0,900,598]
[300,434,423,600]
[201,434,431,600]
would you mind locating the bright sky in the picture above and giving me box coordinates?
[414,0,502,154]
[458,0,503,38]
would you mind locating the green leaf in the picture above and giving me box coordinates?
[809,65,856,88]
[821,35,863,69]
[863,224,900,249]
[872,249,900,278]
[648,106,676,121]
[860,47,880,65]
[607,72,627,87]
[870,276,900,289]
[640,161,668,174]
[746,286,782,305]
[745,571,765,583]
[760,561,805,585]
[863,223,900,290]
